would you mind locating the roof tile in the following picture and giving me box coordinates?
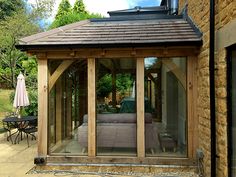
[19,17,202,47]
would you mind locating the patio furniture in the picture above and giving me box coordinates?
[119,97,152,113]
[77,113,158,153]
[2,116,37,145]
[2,114,19,144]
[21,118,37,147]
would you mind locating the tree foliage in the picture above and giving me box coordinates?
[116,74,133,95]
[50,0,102,29]
[0,11,40,88]
[28,0,55,27]
[0,0,54,116]
[96,74,134,98]
[97,74,112,98]
[0,0,55,89]
[50,11,102,29]
[73,0,87,14]
[0,0,24,20]
[55,0,71,19]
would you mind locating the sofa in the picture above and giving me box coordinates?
[77,113,158,152]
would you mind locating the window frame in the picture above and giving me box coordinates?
[87,56,197,159]
[36,47,198,164]
[227,45,236,177]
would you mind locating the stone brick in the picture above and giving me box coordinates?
[198,87,209,97]
[216,98,227,114]
[216,87,227,98]
[215,76,226,87]
[199,116,210,127]
[198,59,209,69]
[216,125,227,138]
[216,65,226,77]
[178,0,234,176]
[216,113,227,125]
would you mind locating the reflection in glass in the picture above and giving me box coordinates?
[48,59,88,155]
[96,58,137,156]
[144,57,187,157]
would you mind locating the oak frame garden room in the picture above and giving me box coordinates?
[17,5,202,166]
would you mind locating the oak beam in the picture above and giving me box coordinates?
[66,78,72,138]
[38,59,48,156]
[37,47,199,60]
[147,73,157,85]
[88,58,96,157]
[136,58,145,157]
[55,77,62,143]
[187,56,198,158]
[49,60,73,91]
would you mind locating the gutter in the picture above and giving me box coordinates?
[16,41,203,51]
[209,0,216,176]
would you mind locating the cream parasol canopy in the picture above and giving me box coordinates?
[13,73,30,117]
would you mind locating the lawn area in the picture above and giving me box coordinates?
[0,89,14,129]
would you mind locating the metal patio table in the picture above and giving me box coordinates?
[2,116,37,144]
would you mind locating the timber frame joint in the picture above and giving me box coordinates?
[131,49,137,56]
[36,52,47,60]
[69,51,76,57]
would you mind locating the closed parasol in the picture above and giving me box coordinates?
[13,73,30,117]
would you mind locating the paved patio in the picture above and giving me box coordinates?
[0,132,106,177]
[0,132,199,177]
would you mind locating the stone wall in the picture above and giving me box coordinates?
[179,0,211,176]
[179,0,236,176]
[215,48,227,177]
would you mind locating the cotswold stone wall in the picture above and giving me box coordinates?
[214,1,235,175]
[179,0,235,176]
[215,48,228,177]
[179,0,211,176]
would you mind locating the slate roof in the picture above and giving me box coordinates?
[18,14,202,49]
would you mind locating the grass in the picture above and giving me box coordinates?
[0,89,14,129]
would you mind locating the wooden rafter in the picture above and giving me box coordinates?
[147,73,157,85]
[31,46,199,60]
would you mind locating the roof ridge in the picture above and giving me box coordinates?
[20,20,90,44]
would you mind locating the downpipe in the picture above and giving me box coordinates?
[209,0,216,176]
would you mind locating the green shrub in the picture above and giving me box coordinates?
[25,89,38,116]
[49,12,102,29]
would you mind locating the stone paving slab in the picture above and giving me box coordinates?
[0,132,199,177]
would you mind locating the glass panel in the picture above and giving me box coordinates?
[96,58,137,156]
[144,57,187,157]
[231,50,236,176]
[48,59,88,155]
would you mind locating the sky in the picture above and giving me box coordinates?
[53,0,161,17]
[26,0,161,26]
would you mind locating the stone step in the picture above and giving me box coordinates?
[32,163,199,177]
